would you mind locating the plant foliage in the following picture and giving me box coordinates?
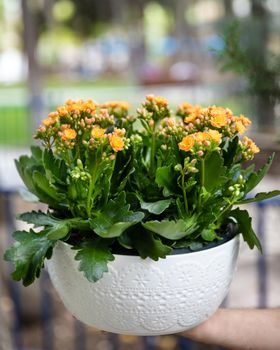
[4,97,279,285]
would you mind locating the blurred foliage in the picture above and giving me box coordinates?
[217,20,280,104]
[0,106,29,146]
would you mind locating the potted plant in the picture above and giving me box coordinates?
[4,96,279,335]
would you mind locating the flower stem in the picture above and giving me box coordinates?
[198,159,205,209]
[181,173,188,214]
[201,159,205,187]
[86,162,97,217]
[150,131,156,176]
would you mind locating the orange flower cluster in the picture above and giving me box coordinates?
[242,136,260,159]
[34,98,130,155]
[34,96,259,163]
[176,102,252,138]
[145,95,169,108]
[91,126,106,139]
[175,101,258,157]
[178,130,222,152]
[100,101,129,111]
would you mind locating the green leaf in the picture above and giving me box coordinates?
[140,199,172,215]
[223,136,239,166]
[15,156,40,194]
[73,239,114,282]
[32,171,66,208]
[18,211,59,227]
[4,230,55,286]
[91,221,139,238]
[229,208,262,252]
[142,217,198,240]
[120,230,172,260]
[43,149,67,184]
[201,228,219,241]
[31,146,43,163]
[156,165,177,196]
[17,211,87,240]
[46,223,71,240]
[89,192,145,238]
[202,152,226,191]
[236,190,280,205]
[245,154,274,194]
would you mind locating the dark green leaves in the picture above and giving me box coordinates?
[15,151,68,210]
[89,192,144,238]
[4,230,55,286]
[236,190,280,205]
[222,136,239,166]
[33,171,65,203]
[43,149,67,184]
[119,230,172,260]
[140,199,172,215]
[202,152,226,191]
[230,208,262,252]
[142,216,198,240]
[201,228,219,241]
[245,154,274,194]
[156,165,177,196]
[74,240,114,282]
[18,211,58,227]
[18,211,89,240]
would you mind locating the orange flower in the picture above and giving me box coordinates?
[235,121,246,134]
[178,135,195,152]
[101,101,129,111]
[166,117,175,127]
[62,128,77,141]
[193,132,209,142]
[48,111,59,119]
[57,107,68,116]
[42,118,55,127]
[238,115,251,126]
[91,127,106,138]
[113,128,126,137]
[210,114,228,128]
[109,134,124,152]
[146,95,168,107]
[207,130,222,144]
[184,114,197,123]
[180,103,202,116]
[243,136,260,154]
[83,99,96,111]
[66,103,82,113]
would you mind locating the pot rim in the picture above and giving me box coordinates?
[58,234,240,259]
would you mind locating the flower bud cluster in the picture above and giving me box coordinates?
[241,136,260,160]
[141,94,170,122]
[175,157,198,175]
[100,101,129,119]
[228,175,245,199]
[177,102,252,139]
[70,159,91,182]
[157,117,185,141]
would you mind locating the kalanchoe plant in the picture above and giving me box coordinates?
[4,96,280,286]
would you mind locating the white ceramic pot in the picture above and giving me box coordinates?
[47,235,240,336]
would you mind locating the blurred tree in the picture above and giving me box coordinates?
[217,2,280,132]
[21,0,46,128]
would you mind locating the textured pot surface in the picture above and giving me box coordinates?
[47,235,240,336]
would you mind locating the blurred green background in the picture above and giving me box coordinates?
[0,0,279,147]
